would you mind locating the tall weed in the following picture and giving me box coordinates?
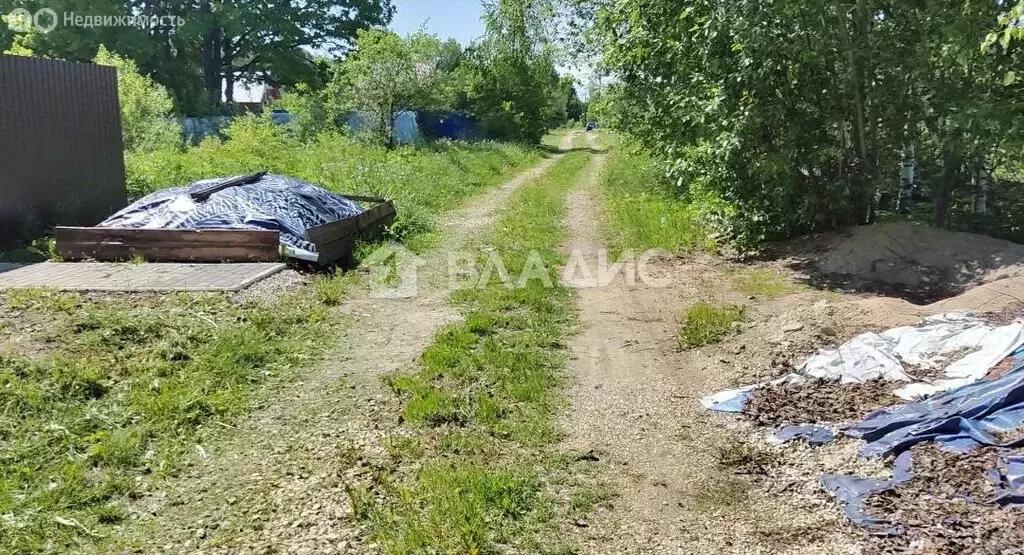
[598,147,713,255]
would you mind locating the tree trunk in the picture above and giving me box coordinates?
[898,142,916,213]
[223,37,234,108]
[386,100,397,149]
[973,156,989,215]
[935,150,958,229]
[852,0,873,224]
[837,0,873,225]
[201,11,223,109]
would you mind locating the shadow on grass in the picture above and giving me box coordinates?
[538,145,609,156]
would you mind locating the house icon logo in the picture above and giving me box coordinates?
[359,242,426,299]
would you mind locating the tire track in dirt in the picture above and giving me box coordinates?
[560,138,857,554]
[114,135,576,555]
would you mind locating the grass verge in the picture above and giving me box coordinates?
[598,147,711,256]
[2,125,548,552]
[679,302,746,348]
[357,152,592,553]
[729,267,805,299]
[0,288,339,553]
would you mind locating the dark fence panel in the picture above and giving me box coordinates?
[0,55,126,247]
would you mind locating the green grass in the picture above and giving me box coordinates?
[360,152,592,554]
[573,131,591,150]
[0,122,548,553]
[678,302,746,348]
[542,130,568,151]
[569,484,616,514]
[729,268,804,298]
[0,237,58,263]
[0,289,339,553]
[598,147,712,256]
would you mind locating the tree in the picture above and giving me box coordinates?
[459,0,562,143]
[579,0,1024,248]
[94,45,182,152]
[332,29,442,147]
[193,0,395,108]
[0,0,394,114]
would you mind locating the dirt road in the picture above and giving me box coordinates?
[560,133,860,554]
[115,131,877,554]
[115,135,576,554]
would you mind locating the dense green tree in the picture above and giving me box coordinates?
[330,29,444,147]
[458,0,562,143]
[0,0,394,114]
[575,0,1024,247]
[94,45,181,152]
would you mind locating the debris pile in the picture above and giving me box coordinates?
[703,310,1024,550]
[746,380,896,427]
[864,445,1024,553]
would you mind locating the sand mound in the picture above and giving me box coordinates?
[784,223,1024,303]
[852,277,1024,328]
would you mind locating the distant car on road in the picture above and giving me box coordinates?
[585,121,598,131]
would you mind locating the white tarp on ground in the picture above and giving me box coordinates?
[701,312,1024,411]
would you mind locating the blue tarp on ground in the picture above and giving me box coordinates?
[702,337,1024,531]
[821,349,1024,531]
[849,350,1024,458]
[821,450,914,533]
[100,174,364,262]
[776,425,836,446]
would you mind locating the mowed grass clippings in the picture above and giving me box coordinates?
[0,128,546,554]
[361,152,592,554]
[0,288,337,553]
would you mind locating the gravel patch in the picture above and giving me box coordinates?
[231,268,313,304]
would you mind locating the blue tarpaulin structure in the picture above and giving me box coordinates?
[701,315,1024,532]
[100,174,364,262]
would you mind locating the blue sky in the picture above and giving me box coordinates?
[390,0,487,46]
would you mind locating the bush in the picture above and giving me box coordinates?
[599,147,712,254]
[93,45,181,153]
[274,83,331,142]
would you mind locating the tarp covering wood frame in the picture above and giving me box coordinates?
[99,174,367,262]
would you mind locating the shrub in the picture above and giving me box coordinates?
[93,45,181,153]
[599,147,712,254]
[275,83,330,141]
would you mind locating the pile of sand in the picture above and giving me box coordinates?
[785,223,1024,303]
[852,277,1024,328]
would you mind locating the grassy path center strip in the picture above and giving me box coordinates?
[359,151,592,554]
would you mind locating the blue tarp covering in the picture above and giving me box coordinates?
[100,174,364,262]
[821,349,1024,530]
[849,351,1024,458]
[821,451,913,533]
[703,339,1024,531]
[776,425,836,446]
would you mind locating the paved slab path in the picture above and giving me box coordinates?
[0,261,286,292]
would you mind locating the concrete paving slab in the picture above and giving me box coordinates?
[0,262,287,292]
